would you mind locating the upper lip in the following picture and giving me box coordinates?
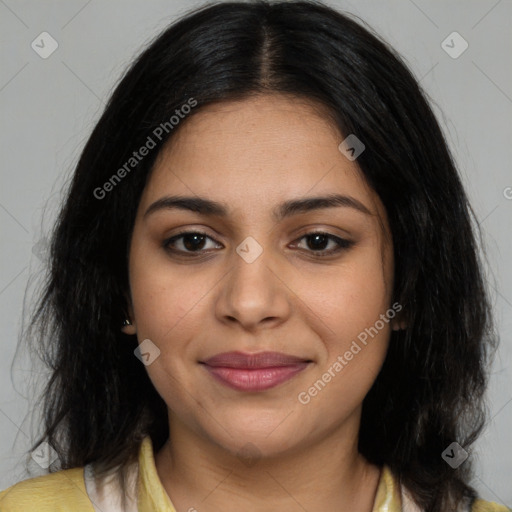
[201,351,311,368]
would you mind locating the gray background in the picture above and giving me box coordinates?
[1,0,511,507]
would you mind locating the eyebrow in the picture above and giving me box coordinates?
[144,193,373,221]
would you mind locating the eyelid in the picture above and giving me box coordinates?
[162,229,220,253]
[162,228,354,258]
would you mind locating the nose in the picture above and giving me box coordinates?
[215,245,292,332]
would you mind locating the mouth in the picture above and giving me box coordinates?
[200,351,312,392]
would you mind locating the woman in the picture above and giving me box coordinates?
[0,1,508,511]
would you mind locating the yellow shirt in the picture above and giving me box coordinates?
[0,437,508,511]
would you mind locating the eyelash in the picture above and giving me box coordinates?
[162,230,354,258]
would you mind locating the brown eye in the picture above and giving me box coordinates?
[293,232,354,257]
[163,231,221,254]
[162,230,353,258]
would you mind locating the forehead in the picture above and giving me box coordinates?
[139,94,385,224]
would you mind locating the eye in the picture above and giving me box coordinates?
[163,231,220,254]
[292,231,354,257]
[162,230,354,258]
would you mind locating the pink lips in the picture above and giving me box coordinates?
[201,351,311,392]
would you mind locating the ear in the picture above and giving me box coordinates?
[121,296,137,335]
[121,319,137,335]
[391,320,407,331]
[391,313,407,331]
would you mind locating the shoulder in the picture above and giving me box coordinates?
[471,498,511,512]
[0,468,95,512]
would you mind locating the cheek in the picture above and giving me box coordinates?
[297,251,391,350]
[128,237,206,342]
[296,274,391,422]
[293,249,392,409]
[128,252,205,415]
[297,253,392,414]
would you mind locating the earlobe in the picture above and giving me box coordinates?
[391,317,407,331]
[121,318,137,335]
[121,295,136,334]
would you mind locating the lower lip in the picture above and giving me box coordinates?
[202,363,309,392]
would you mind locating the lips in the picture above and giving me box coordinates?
[203,351,310,368]
[201,351,311,392]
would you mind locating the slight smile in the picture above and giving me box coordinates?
[200,351,313,392]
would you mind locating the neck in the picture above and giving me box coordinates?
[155,411,381,512]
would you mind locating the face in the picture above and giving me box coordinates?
[126,94,396,460]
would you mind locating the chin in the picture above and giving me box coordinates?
[201,418,306,460]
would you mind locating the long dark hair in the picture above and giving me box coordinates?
[24,1,496,510]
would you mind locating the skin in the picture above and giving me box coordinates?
[124,94,401,512]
